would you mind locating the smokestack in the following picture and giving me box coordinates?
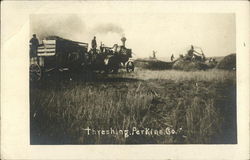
[121,36,126,47]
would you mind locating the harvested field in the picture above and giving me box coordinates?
[30,68,236,144]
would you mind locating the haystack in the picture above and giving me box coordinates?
[216,54,236,70]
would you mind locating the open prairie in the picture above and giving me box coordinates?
[30,68,236,144]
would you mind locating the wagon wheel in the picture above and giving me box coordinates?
[30,63,42,81]
[126,61,134,73]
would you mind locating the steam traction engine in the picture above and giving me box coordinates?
[96,36,134,73]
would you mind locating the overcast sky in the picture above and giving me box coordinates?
[29,8,235,60]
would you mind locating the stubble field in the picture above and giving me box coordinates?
[30,68,237,144]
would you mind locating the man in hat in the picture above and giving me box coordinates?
[29,34,39,58]
[91,36,97,51]
[171,54,175,61]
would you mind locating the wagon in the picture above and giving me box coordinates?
[30,36,88,81]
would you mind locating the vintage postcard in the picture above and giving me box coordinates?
[1,1,249,159]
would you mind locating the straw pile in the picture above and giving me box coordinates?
[216,54,236,70]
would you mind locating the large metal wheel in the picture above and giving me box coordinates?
[30,63,42,81]
[126,61,134,73]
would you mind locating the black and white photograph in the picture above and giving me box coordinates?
[1,1,249,159]
[29,13,237,144]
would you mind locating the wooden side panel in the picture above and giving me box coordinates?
[37,40,56,56]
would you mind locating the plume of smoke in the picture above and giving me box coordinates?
[91,23,124,36]
[30,14,86,41]
[30,15,126,47]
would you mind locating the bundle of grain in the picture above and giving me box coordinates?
[216,54,236,70]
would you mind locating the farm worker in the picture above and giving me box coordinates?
[29,34,39,58]
[171,54,175,61]
[152,50,156,58]
[187,45,195,57]
[201,52,206,61]
[91,36,97,50]
[100,42,104,53]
